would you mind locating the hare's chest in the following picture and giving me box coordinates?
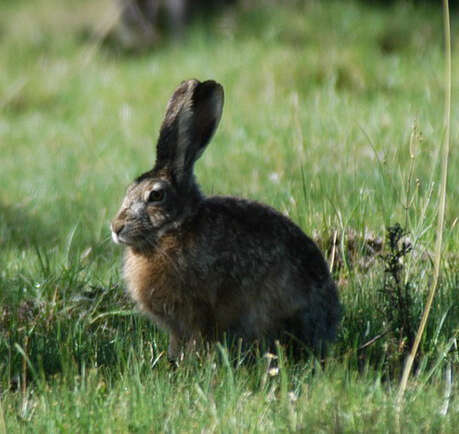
[123,248,183,317]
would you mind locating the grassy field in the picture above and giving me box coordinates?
[0,0,458,431]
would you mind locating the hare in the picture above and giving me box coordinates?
[111,79,341,361]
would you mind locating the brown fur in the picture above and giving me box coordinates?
[124,236,181,313]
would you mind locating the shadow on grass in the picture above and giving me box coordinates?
[0,202,56,248]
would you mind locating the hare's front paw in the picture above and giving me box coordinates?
[167,333,182,363]
[167,333,200,365]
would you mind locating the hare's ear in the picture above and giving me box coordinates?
[153,79,224,185]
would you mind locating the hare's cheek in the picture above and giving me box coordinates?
[147,210,167,229]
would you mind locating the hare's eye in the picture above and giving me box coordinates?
[147,189,165,203]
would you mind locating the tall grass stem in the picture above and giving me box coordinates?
[0,399,6,434]
[397,0,452,407]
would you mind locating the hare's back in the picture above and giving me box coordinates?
[196,196,331,282]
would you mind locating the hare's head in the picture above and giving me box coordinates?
[111,79,224,250]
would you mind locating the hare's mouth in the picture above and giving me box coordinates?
[111,230,140,246]
[111,230,124,245]
[111,220,138,246]
[111,228,155,250]
[111,225,135,246]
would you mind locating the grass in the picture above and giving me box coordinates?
[0,0,458,431]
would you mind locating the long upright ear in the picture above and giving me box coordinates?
[153,79,224,185]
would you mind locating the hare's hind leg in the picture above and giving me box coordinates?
[280,309,331,358]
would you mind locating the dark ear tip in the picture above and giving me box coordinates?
[199,79,224,93]
[174,79,224,103]
[194,80,224,107]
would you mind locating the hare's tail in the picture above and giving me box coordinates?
[282,279,341,356]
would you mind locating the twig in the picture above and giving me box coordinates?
[357,329,391,352]
[21,336,29,397]
[329,230,338,273]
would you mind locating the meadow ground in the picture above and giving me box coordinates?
[0,0,458,432]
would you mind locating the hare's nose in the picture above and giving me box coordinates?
[111,220,125,236]
[111,220,125,245]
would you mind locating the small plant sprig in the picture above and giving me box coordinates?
[380,223,416,357]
